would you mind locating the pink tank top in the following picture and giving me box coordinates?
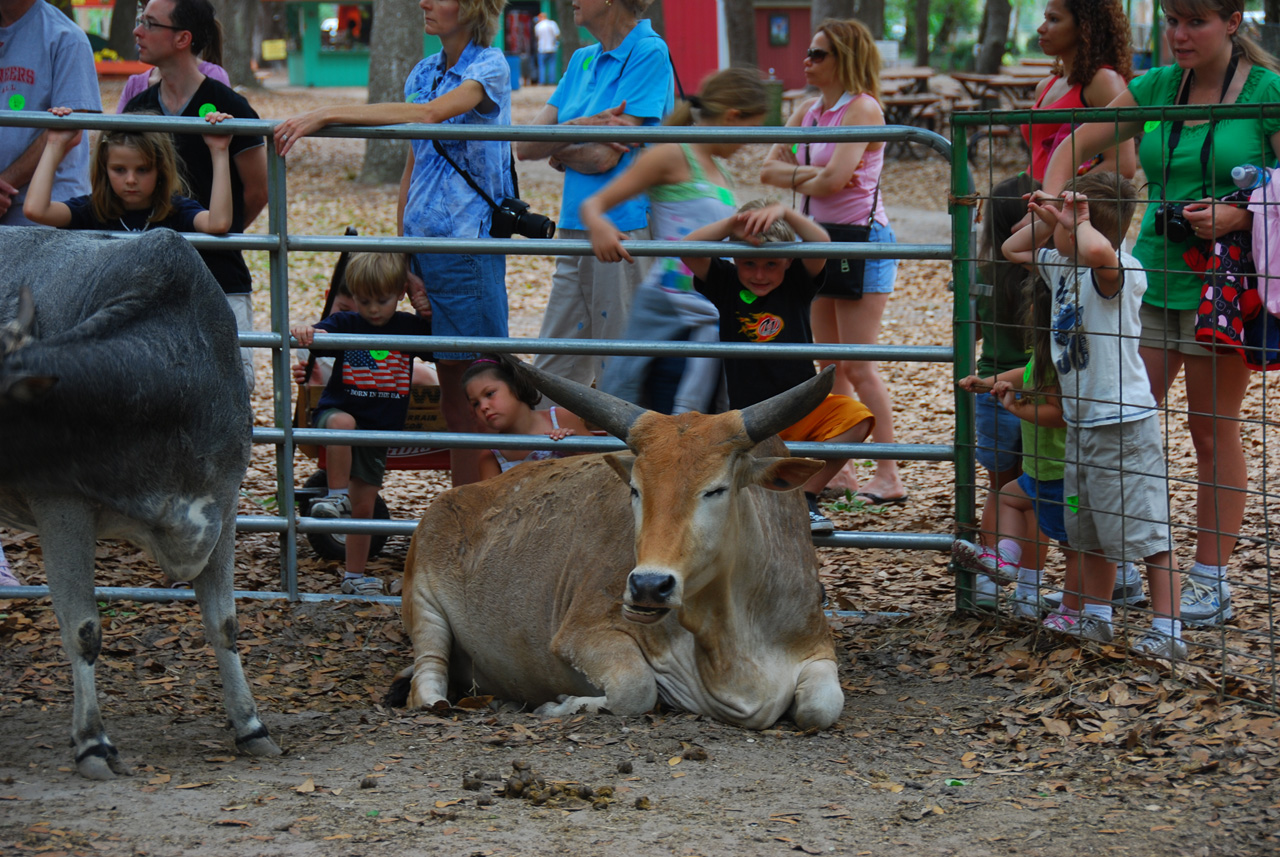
[801,93,888,227]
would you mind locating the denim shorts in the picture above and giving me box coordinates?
[975,392,1022,472]
[1017,472,1067,543]
[862,221,899,295]
[410,253,508,361]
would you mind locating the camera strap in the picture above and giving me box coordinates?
[431,137,520,213]
[1164,54,1238,201]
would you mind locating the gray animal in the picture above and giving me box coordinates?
[0,227,280,778]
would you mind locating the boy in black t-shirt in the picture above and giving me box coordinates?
[681,200,875,534]
[291,252,433,595]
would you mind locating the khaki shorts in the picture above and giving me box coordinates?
[1138,302,1211,356]
[315,408,387,488]
[780,394,875,443]
[1064,417,1172,561]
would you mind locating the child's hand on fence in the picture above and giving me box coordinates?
[590,225,632,263]
[1026,189,1062,229]
[201,111,234,152]
[734,202,785,244]
[1056,190,1090,235]
[407,273,432,319]
[957,375,993,394]
[290,324,317,348]
[44,108,82,151]
[291,360,309,385]
[548,427,576,441]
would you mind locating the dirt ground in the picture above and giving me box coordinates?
[2,77,1280,857]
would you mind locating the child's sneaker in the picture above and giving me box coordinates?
[1180,576,1233,627]
[0,554,22,588]
[1130,630,1188,661]
[340,575,383,596]
[806,495,834,535]
[952,539,1017,583]
[1043,610,1113,643]
[311,494,352,519]
[1009,591,1050,620]
[973,573,1000,612]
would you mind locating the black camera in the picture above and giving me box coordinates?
[490,198,556,240]
[1153,203,1192,243]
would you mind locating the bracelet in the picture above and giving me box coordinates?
[791,165,800,189]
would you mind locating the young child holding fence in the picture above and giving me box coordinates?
[290,252,433,596]
[1003,171,1184,660]
[680,199,874,535]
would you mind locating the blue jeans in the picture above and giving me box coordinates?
[537,52,557,85]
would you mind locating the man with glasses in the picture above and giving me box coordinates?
[124,0,267,391]
[0,0,101,225]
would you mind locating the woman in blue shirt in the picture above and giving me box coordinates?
[275,0,511,486]
[515,0,674,392]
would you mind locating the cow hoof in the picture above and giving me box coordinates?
[534,695,608,718]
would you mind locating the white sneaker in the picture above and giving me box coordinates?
[973,574,1000,612]
[1009,591,1050,620]
[1180,575,1233,627]
[311,494,352,519]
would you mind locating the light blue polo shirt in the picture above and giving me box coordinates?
[549,20,674,231]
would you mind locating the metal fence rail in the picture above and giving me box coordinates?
[0,113,961,608]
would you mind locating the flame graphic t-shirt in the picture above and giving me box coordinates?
[312,311,433,430]
[694,257,825,409]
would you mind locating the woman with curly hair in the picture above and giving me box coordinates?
[1021,0,1137,181]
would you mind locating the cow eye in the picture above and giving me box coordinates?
[703,487,727,499]
[629,485,639,499]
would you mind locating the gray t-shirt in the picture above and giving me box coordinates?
[0,0,101,225]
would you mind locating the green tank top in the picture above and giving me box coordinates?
[1020,357,1066,483]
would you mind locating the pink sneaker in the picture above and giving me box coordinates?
[0,551,22,587]
[952,539,1017,583]
[1042,608,1081,633]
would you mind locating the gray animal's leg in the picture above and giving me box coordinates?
[190,521,281,758]
[789,658,843,730]
[30,497,127,779]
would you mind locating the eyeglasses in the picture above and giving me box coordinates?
[135,16,183,32]
[805,48,830,63]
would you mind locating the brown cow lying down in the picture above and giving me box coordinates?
[390,362,843,730]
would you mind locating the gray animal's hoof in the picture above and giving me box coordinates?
[236,731,283,758]
[76,744,130,780]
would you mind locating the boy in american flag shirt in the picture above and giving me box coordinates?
[291,252,432,595]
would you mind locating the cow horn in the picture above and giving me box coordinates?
[739,365,836,444]
[515,359,648,442]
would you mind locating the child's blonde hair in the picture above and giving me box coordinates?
[89,125,183,224]
[665,68,768,127]
[738,199,795,243]
[344,252,408,300]
[1063,171,1137,250]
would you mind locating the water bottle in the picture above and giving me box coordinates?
[1232,164,1271,191]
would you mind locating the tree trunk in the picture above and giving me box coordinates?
[724,0,756,68]
[211,0,261,88]
[108,0,137,59]
[855,0,886,39]
[811,0,855,30]
[556,0,581,58]
[913,0,929,66]
[974,0,1011,74]
[359,0,423,184]
[647,0,664,37]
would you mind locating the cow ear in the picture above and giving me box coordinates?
[749,457,823,492]
[604,452,635,483]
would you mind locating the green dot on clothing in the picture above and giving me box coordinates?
[1143,120,1161,134]
[8,94,25,110]
[370,349,390,361]
[739,289,758,304]
[198,103,217,118]
[1066,494,1079,514]
[582,57,591,71]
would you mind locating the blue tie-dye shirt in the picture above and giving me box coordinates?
[401,42,513,240]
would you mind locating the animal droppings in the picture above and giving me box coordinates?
[617,760,633,774]
[461,775,483,791]
[359,777,377,789]
[634,796,652,810]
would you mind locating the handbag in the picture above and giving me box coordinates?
[799,112,877,299]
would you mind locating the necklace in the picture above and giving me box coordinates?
[119,208,154,232]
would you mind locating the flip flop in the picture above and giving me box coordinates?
[854,491,909,506]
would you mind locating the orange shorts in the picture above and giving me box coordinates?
[779,394,874,443]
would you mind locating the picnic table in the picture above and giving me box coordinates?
[881,66,935,95]
[883,93,945,158]
[950,72,1041,108]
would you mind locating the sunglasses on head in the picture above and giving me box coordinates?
[806,48,830,62]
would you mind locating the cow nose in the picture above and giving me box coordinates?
[628,570,677,605]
